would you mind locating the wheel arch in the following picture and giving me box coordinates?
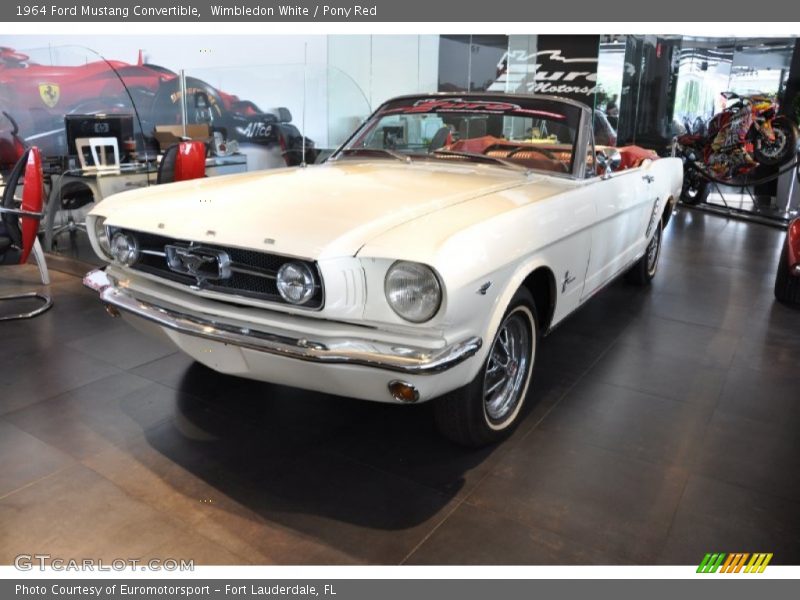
[483,260,558,355]
[521,266,557,334]
[661,194,676,228]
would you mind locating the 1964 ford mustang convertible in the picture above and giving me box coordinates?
[83,93,683,446]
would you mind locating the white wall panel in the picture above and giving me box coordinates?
[4,34,441,149]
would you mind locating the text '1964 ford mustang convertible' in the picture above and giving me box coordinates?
[83,93,683,446]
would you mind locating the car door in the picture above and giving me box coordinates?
[581,162,653,299]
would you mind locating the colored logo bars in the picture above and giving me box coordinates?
[697,553,773,573]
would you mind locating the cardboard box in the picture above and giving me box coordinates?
[153,124,210,152]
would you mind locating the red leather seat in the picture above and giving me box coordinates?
[157,141,206,184]
[0,146,53,320]
[448,136,502,155]
[613,145,659,170]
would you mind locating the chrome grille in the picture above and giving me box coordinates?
[120,229,324,309]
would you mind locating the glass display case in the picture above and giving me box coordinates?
[674,37,799,223]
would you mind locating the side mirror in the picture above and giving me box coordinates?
[596,149,622,179]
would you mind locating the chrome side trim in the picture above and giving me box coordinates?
[82,269,481,375]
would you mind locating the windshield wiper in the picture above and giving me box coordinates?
[335,147,412,164]
[430,149,528,172]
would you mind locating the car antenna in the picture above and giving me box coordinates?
[301,42,307,168]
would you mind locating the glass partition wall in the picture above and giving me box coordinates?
[0,44,370,265]
[0,45,159,265]
[2,35,799,272]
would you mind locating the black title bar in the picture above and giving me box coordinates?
[3,0,800,21]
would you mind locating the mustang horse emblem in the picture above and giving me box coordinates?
[165,245,231,287]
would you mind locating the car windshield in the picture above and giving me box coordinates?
[338,96,583,176]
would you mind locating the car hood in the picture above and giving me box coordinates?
[96,160,559,259]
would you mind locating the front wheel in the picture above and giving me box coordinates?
[626,220,663,285]
[434,288,538,447]
[754,117,798,166]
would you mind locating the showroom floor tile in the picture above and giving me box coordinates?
[65,323,178,371]
[655,475,800,565]
[0,420,75,498]
[462,429,692,564]
[689,410,800,503]
[0,463,217,563]
[5,375,182,461]
[404,501,626,565]
[1,207,799,565]
[536,379,711,468]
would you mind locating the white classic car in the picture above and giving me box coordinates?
[83,93,683,446]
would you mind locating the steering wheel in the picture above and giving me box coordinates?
[428,127,451,153]
[507,146,558,160]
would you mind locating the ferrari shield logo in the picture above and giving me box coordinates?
[38,83,60,108]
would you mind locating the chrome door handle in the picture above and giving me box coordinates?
[642,175,655,183]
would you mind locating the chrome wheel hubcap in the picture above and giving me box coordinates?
[646,226,661,276]
[484,312,531,423]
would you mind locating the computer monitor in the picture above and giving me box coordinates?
[64,113,134,156]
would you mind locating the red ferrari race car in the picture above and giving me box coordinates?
[0,47,314,170]
[774,217,800,306]
[0,46,171,160]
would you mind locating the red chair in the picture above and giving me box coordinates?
[0,146,53,320]
[156,141,206,184]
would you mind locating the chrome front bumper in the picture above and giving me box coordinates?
[83,269,482,375]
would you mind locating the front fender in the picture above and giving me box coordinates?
[461,256,554,383]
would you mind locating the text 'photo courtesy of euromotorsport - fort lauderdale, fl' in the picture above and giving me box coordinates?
[15,584,327,597]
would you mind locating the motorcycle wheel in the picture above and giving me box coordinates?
[754,116,798,166]
[680,169,710,205]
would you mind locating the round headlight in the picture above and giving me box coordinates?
[93,217,111,257]
[384,261,442,323]
[277,261,316,305]
[110,232,140,266]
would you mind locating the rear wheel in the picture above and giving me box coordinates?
[626,220,662,285]
[434,288,538,447]
[774,244,800,306]
[680,169,710,205]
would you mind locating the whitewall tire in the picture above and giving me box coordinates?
[434,287,538,447]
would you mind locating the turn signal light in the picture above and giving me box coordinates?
[388,380,420,403]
